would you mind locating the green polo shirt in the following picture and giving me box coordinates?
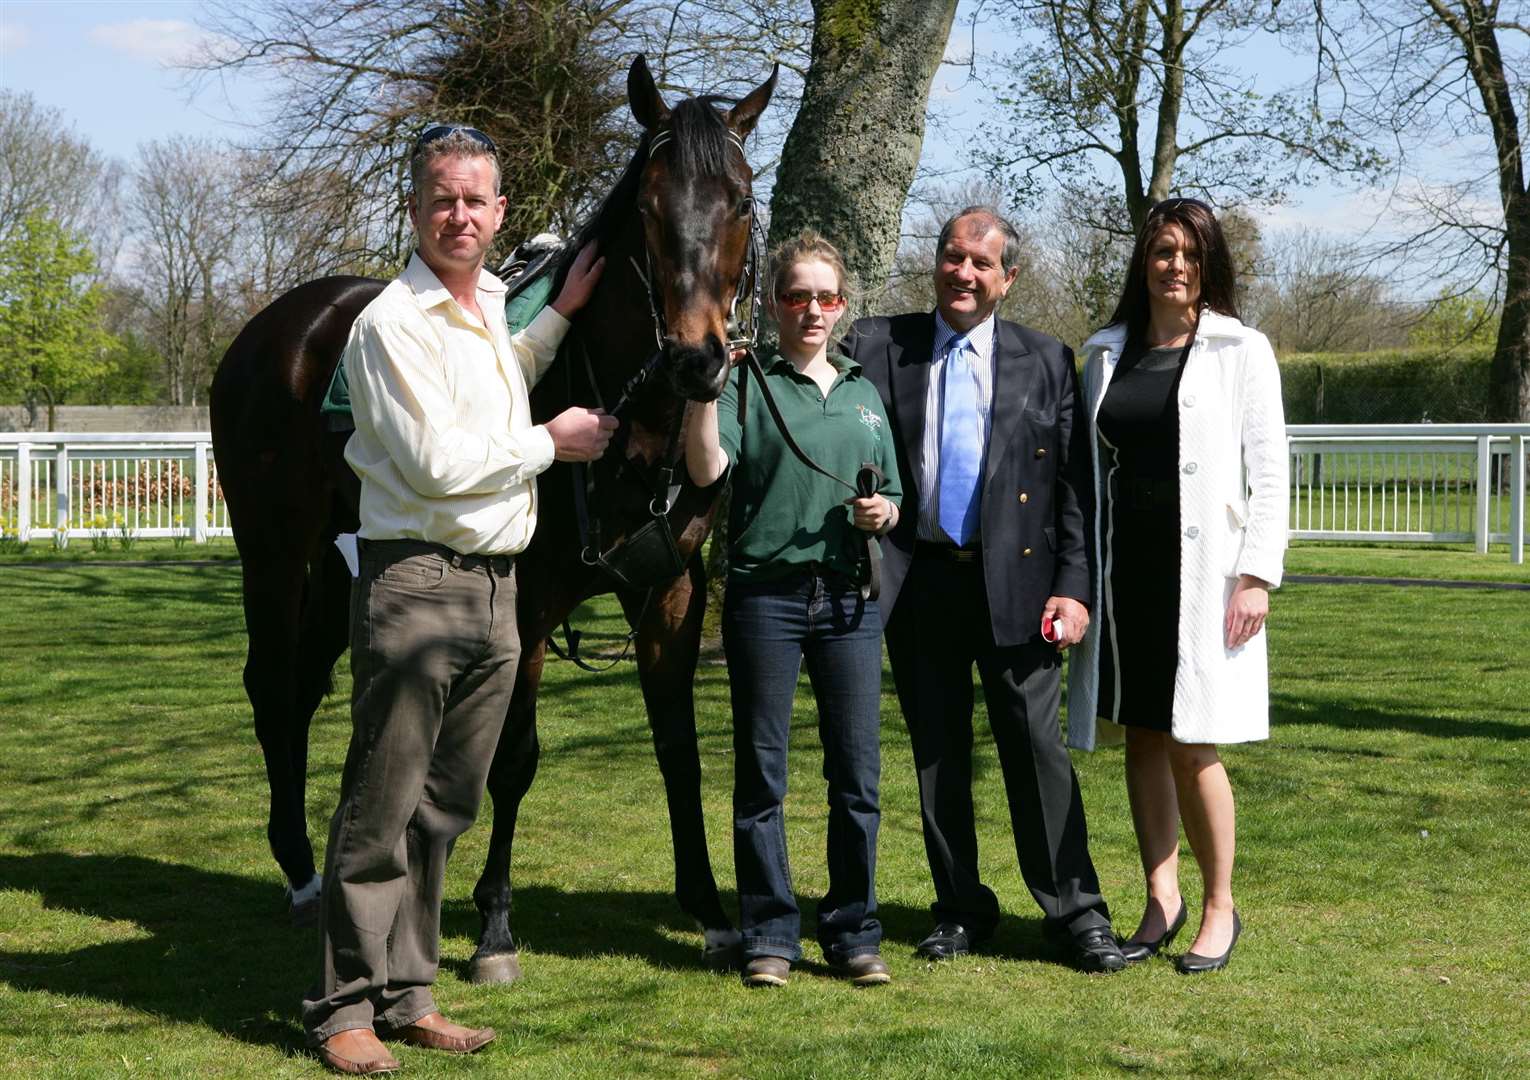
[718,353,902,583]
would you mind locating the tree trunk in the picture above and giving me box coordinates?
[1491,193,1530,421]
[1433,0,1527,420]
[768,0,960,297]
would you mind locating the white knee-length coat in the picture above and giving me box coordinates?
[1067,311,1288,749]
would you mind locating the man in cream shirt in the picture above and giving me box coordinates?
[302,124,615,1075]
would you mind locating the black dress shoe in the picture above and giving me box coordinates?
[1119,900,1189,964]
[915,922,976,960]
[1070,927,1127,973]
[1176,910,1242,974]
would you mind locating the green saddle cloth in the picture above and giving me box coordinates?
[320,272,557,419]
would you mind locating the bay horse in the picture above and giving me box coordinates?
[210,55,775,981]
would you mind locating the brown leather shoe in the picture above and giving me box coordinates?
[315,1029,401,1075]
[392,1011,497,1054]
[832,952,891,986]
[741,955,790,987]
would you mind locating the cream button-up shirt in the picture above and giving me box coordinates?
[342,251,570,555]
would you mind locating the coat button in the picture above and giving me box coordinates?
[1183,395,1196,407]
[1018,491,1029,504]
[1022,547,1033,557]
[1185,525,1200,539]
[1035,448,1048,459]
[1183,462,1198,475]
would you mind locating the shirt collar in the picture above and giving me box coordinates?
[765,352,862,378]
[933,309,996,360]
[401,250,508,312]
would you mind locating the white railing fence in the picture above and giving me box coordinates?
[0,433,232,547]
[1287,424,1528,564]
[2,426,1527,562]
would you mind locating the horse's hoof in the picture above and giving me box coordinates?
[467,952,522,985]
[703,927,742,971]
[290,896,321,929]
[286,873,322,929]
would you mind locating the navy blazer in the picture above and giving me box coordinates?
[841,312,1095,647]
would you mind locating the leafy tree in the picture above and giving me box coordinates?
[1410,292,1500,350]
[1244,228,1404,353]
[982,0,1384,237]
[1312,0,1530,419]
[194,0,806,269]
[0,214,117,429]
[0,90,123,266]
[126,138,243,407]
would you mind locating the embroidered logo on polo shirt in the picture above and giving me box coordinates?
[856,403,883,436]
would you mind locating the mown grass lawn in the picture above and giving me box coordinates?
[1,547,1526,1078]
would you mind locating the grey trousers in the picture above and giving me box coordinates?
[302,539,520,1044]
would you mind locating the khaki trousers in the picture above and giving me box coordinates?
[302,539,519,1043]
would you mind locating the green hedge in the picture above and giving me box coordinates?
[1278,346,1494,424]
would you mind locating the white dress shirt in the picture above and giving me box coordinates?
[343,252,570,555]
[918,310,997,543]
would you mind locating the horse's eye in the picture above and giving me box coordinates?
[737,196,754,218]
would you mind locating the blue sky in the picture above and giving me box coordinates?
[1,0,258,160]
[0,0,1493,249]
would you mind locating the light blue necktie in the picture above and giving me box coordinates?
[937,334,982,545]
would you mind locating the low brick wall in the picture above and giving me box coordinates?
[0,406,211,433]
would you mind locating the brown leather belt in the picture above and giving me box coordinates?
[914,540,982,564]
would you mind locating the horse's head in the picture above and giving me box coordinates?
[628,55,777,402]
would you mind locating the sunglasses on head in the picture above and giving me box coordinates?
[1153,196,1212,214]
[413,123,497,155]
[778,290,845,312]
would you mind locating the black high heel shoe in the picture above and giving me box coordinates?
[1176,909,1242,974]
[1119,900,1188,964]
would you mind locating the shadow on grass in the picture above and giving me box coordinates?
[1,851,1074,1047]
[1272,695,1530,740]
[0,852,311,1052]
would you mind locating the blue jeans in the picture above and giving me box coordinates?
[722,567,884,963]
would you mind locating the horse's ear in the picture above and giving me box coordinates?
[726,64,778,141]
[628,54,670,131]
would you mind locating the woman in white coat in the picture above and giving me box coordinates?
[1067,198,1287,974]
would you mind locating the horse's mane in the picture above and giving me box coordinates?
[552,94,740,289]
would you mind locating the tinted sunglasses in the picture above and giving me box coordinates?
[413,123,497,155]
[778,290,845,311]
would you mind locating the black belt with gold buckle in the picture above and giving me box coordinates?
[914,540,982,564]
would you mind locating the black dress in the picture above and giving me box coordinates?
[1095,341,1190,731]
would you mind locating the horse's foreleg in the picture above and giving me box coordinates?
[468,638,545,985]
[625,557,737,960]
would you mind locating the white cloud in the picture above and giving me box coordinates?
[89,19,225,66]
[0,22,29,53]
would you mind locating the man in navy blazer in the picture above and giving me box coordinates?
[842,206,1123,972]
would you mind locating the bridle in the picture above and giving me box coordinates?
[550,120,762,670]
[627,127,764,372]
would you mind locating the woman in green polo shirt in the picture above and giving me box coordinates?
[685,231,902,989]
